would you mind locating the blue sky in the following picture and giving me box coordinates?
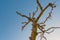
[0,0,60,40]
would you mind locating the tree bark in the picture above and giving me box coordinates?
[29,24,37,40]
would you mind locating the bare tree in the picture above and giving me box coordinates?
[16,0,60,40]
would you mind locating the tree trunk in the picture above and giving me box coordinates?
[29,24,37,40]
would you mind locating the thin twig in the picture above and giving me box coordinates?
[22,21,30,30]
[46,29,55,34]
[29,13,31,18]
[43,10,52,23]
[22,22,28,24]
[32,6,38,19]
[43,36,47,40]
[16,11,29,18]
[46,27,60,32]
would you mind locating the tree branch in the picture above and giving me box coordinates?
[46,27,60,31]
[16,11,33,22]
[16,11,30,19]
[45,27,60,33]
[22,22,28,24]
[29,13,31,18]
[43,36,47,40]
[38,24,44,32]
[22,21,30,30]
[43,10,52,23]
[35,2,55,22]
[32,6,38,19]
[46,29,54,34]
[36,0,43,10]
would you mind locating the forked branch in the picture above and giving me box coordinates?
[16,11,33,30]
[36,2,56,22]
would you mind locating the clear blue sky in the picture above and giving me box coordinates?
[0,0,60,40]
